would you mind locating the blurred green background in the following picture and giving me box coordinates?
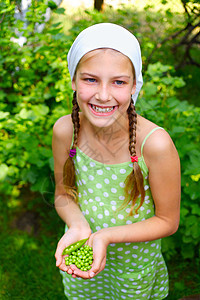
[0,0,200,299]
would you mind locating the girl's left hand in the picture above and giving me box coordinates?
[70,229,109,279]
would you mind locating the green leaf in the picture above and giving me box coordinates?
[191,204,200,216]
[0,90,6,100]
[181,244,195,259]
[173,77,185,88]
[32,104,49,117]
[182,235,193,243]
[191,174,200,182]
[147,62,172,77]
[0,111,10,119]
[184,154,200,175]
[171,126,185,134]
[26,170,38,184]
[0,164,9,181]
[144,82,158,96]
[180,207,189,218]
[39,147,52,158]
[48,0,58,9]
[55,7,65,14]
[49,157,54,171]
[18,108,35,120]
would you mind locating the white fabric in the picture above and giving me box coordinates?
[67,23,143,104]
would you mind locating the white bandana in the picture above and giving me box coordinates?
[67,23,143,104]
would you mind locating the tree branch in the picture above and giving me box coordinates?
[182,1,191,19]
[144,23,191,71]
[173,21,200,48]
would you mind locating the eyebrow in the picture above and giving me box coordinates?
[80,72,131,79]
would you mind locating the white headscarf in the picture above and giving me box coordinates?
[67,23,143,104]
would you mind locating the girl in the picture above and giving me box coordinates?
[53,23,181,300]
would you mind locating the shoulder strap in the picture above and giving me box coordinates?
[141,127,164,156]
[71,130,74,149]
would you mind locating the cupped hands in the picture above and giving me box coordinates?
[69,229,110,279]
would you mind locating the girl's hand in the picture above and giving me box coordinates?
[55,227,91,273]
[70,229,110,279]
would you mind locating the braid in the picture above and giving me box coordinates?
[63,92,80,201]
[128,101,137,156]
[71,91,80,148]
[118,98,145,216]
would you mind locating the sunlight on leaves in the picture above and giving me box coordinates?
[191,174,200,182]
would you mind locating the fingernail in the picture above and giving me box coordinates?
[90,272,95,278]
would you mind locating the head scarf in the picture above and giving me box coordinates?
[67,23,143,104]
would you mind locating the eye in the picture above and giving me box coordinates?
[115,80,125,85]
[85,78,96,83]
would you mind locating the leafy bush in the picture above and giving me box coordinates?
[136,62,200,260]
[0,1,199,262]
[0,0,73,202]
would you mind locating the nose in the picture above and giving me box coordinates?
[95,83,112,102]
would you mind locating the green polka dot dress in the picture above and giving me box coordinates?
[61,128,169,299]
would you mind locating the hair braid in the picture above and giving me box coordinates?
[71,92,80,148]
[63,92,80,201]
[119,98,145,216]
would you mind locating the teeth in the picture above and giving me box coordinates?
[91,105,114,113]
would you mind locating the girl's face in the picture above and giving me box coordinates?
[72,48,136,129]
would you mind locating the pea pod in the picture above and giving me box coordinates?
[62,238,89,256]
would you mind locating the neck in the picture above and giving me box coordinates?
[78,113,132,163]
[84,113,128,138]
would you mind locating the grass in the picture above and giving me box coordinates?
[0,193,199,300]
[0,194,66,300]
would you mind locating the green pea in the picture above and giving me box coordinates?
[62,238,89,255]
[64,238,94,271]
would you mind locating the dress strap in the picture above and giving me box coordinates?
[141,127,164,156]
[71,130,74,148]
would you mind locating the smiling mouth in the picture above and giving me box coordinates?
[90,104,115,113]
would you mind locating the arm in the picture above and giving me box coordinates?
[52,116,91,272]
[72,129,180,279]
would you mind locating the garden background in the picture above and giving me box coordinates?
[0,0,200,299]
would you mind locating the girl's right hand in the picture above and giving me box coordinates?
[55,227,91,273]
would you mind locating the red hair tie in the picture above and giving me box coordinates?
[131,155,138,163]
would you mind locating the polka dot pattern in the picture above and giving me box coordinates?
[61,147,169,299]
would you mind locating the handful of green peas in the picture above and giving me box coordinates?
[62,238,93,272]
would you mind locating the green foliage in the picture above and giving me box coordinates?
[0,0,73,203]
[0,0,200,269]
[136,62,200,261]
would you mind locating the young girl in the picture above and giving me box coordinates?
[53,23,181,300]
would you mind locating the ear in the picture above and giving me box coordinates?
[131,79,136,95]
[72,78,76,91]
